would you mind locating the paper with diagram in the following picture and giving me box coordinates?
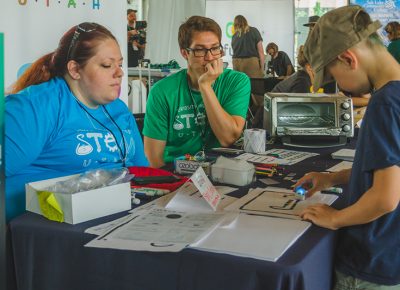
[85,207,224,252]
[225,187,337,220]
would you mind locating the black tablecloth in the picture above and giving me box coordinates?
[9,141,356,290]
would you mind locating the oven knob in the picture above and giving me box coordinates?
[342,113,351,121]
[342,124,351,132]
[341,102,350,109]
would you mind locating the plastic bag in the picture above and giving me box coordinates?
[45,168,134,194]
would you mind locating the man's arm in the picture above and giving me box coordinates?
[144,137,166,168]
[198,59,247,147]
[199,87,245,146]
[352,93,370,107]
[257,41,265,71]
[286,64,294,77]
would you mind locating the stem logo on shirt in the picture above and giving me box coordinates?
[104,132,118,152]
[173,104,205,137]
[75,132,118,155]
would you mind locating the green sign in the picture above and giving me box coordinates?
[226,21,234,39]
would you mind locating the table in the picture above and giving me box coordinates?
[9,143,354,290]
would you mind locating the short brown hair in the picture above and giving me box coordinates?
[266,42,278,52]
[384,21,400,40]
[178,16,222,49]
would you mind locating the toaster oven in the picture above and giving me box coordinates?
[263,93,354,148]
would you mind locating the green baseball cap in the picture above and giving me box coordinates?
[304,5,381,91]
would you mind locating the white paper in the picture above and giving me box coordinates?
[86,185,238,237]
[191,213,311,262]
[327,161,353,172]
[166,183,237,213]
[225,187,337,220]
[259,178,280,186]
[191,167,222,210]
[85,213,138,236]
[331,149,355,161]
[165,182,214,213]
[236,149,319,165]
[85,207,225,252]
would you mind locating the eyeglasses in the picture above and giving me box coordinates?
[185,45,223,57]
[67,22,98,61]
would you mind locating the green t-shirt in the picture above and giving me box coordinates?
[388,39,400,64]
[143,69,250,162]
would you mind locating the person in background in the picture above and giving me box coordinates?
[303,15,320,33]
[271,45,314,93]
[250,45,315,128]
[339,91,371,125]
[384,21,400,63]
[266,42,294,79]
[296,6,400,289]
[6,22,148,221]
[231,15,264,78]
[143,16,250,168]
[127,9,145,67]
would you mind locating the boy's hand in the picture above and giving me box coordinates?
[294,172,334,197]
[300,204,339,230]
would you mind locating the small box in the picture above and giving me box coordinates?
[211,157,255,186]
[175,160,212,175]
[26,174,131,224]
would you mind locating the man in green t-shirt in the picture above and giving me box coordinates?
[143,16,250,168]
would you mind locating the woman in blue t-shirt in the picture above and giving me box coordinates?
[6,22,148,221]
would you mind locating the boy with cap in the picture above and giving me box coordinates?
[295,5,400,289]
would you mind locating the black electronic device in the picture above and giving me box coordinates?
[135,20,147,30]
[132,175,181,185]
[210,147,244,156]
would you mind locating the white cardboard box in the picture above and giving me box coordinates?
[26,174,131,224]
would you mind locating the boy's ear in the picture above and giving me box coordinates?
[66,60,81,80]
[337,50,358,69]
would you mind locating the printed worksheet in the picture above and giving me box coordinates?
[85,207,225,252]
[236,149,319,165]
[225,187,337,220]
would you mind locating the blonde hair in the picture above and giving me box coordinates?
[233,15,250,36]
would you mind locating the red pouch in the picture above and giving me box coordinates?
[128,166,189,192]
